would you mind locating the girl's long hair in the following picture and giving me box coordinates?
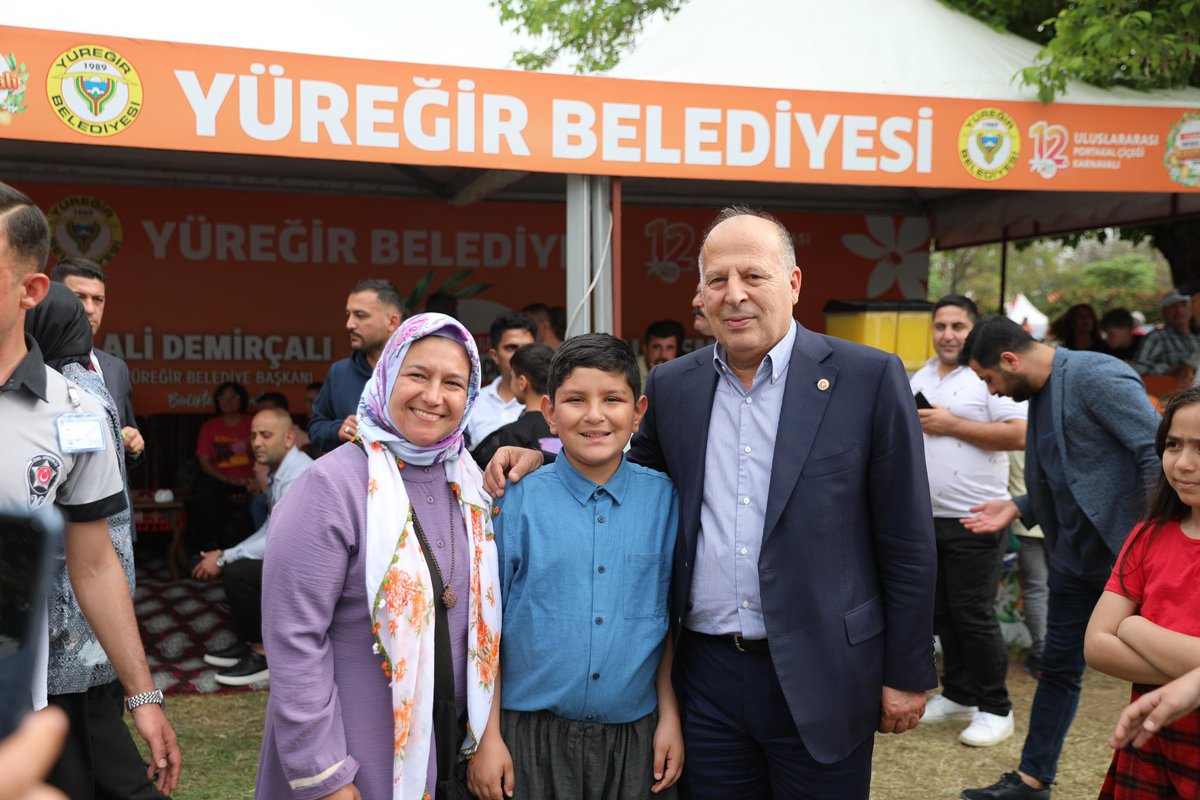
[1116,385,1200,594]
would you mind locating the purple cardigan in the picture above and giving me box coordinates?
[256,443,470,800]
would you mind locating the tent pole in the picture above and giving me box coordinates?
[611,177,622,338]
[998,230,1009,316]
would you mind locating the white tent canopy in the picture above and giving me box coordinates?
[1007,293,1049,340]
[609,0,1200,108]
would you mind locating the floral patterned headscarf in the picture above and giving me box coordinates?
[356,312,481,466]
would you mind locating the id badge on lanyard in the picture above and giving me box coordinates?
[57,386,106,453]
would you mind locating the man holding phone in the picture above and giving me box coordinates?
[0,183,181,795]
[909,295,1027,747]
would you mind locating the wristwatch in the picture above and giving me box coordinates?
[125,689,165,712]
[215,551,227,568]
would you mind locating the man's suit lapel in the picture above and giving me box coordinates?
[677,356,718,554]
[763,328,836,544]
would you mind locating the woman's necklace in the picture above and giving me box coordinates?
[411,496,458,609]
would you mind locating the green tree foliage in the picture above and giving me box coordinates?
[941,0,1200,102]
[492,0,682,72]
[928,234,1172,322]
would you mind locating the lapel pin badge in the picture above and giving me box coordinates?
[817,378,830,391]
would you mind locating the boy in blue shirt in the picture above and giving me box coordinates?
[469,333,682,799]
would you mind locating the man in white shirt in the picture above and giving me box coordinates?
[192,407,313,686]
[910,295,1027,748]
[467,311,537,448]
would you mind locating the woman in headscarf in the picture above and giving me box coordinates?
[25,282,171,799]
[257,313,501,800]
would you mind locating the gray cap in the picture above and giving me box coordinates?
[1162,289,1190,308]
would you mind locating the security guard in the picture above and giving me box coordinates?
[0,183,181,796]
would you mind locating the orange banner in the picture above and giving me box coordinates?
[19,182,928,414]
[2,26,1198,192]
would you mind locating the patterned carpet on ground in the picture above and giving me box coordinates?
[133,551,268,696]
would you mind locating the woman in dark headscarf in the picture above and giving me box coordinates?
[24,283,166,800]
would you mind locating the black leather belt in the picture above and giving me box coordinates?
[689,630,770,656]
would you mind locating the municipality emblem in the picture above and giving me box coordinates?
[26,454,63,510]
[0,52,29,125]
[47,195,124,265]
[46,45,143,137]
[958,108,1021,182]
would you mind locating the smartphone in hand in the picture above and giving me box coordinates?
[0,508,62,738]
[914,391,933,410]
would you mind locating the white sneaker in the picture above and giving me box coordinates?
[922,693,978,723]
[959,710,1015,747]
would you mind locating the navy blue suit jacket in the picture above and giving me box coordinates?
[629,324,937,763]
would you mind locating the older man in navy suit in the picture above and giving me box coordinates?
[487,206,937,798]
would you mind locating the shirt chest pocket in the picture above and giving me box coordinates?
[623,553,670,619]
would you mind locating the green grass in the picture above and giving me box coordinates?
[127,692,267,800]
[129,655,1128,799]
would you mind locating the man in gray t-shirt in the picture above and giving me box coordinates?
[0,182,181,796]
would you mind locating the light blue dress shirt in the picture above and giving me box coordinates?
[686,321,797,639]
[494,454,679,723]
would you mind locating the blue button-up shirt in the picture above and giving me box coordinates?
[494,454,678,723]
[686,322,797,639]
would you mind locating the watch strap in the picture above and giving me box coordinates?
[125,689,165,712]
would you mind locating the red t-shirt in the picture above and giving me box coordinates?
[1106,519,1200,636]
[195,414,254,481]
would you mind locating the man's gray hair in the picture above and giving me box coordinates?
[696,205,796,280]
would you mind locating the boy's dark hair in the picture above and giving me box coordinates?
[958,315,1035,368]
[1100,308,1135,330]
[49,257,106,284]
[933,294,978,322]
[0,183,50,274]
[510,343,555,395]
[350,279,405,316]
[547,333,641,402]
[643,319,686,350]
[549,306,567,341]
[213,381,250,414]
[489,310,538,350]
[255,391,290,411]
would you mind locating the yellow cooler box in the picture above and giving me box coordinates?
[823,300,934,372]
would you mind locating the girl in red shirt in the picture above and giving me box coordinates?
[1086,385,1200,799]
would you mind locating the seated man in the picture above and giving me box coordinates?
[192,407,313,686]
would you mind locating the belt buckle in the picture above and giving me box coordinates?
[733,633,746,653]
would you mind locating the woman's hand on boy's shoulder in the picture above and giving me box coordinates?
[483,447,544,498]
[651,711,684,793]
[467,730,514,800]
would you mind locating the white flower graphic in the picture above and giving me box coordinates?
[842,216,930,298]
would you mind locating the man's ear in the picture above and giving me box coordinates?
[540,394,556,434]
[999,351,1021,372]
[20,271,50,310]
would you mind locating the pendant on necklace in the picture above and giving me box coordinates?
[442,586,458,609]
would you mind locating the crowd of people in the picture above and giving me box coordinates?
[6,178,1200,800]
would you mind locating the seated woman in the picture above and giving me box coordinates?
[186,381,254,552]
[256,313,501,800]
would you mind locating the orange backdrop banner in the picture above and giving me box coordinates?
[20,182,929,414]
[2,26,1199,192]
